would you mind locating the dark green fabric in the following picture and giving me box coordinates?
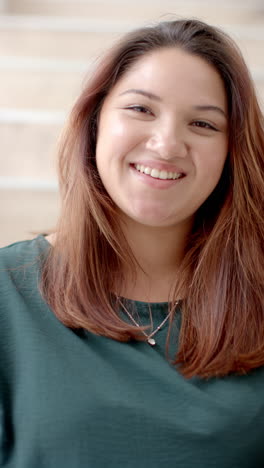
[0,235,264,468]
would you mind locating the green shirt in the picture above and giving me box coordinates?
[0,235,264,468]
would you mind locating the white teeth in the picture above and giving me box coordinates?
[159,170,168,180]
[134,164,183,180]
[143,167,151,175]
[150,168,160,178]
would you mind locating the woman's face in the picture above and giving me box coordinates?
[96,47,228,228]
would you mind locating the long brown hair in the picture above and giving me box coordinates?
[40,19,264,378]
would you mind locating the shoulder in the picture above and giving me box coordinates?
[0,234,51,303]
[0,234,50,269]
[0,235,52,348]
[0,236,52,392]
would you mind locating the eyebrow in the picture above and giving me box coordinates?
[193,105,227,119]
[119,88,227,118]
[119,88,161,101]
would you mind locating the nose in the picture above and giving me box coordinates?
[146,124,188,160]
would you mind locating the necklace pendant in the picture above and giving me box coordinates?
[147,338,156,346]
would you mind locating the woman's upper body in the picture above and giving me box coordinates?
[0,18,264,468]
[1,234,264,468]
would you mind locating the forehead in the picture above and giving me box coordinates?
[107,47,227,109]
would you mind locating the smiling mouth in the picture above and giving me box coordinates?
[133,164,185,181]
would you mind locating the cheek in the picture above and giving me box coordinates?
[199,139,228,178]
[96,124,130,171]
[97,125,145,171]
[98,112,131,142]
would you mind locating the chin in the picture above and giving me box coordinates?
[126,211,176,228]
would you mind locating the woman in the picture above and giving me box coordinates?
[0,18,263,468]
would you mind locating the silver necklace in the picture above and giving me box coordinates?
[118,299,179,346]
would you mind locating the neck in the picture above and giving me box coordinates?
[117,216,193,302]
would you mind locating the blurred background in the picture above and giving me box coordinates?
[0,0,263,247]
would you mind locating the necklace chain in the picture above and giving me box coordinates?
[118,299,179,346]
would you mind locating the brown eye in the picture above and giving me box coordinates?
[192,121,218,131]
[126,105,153,115]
